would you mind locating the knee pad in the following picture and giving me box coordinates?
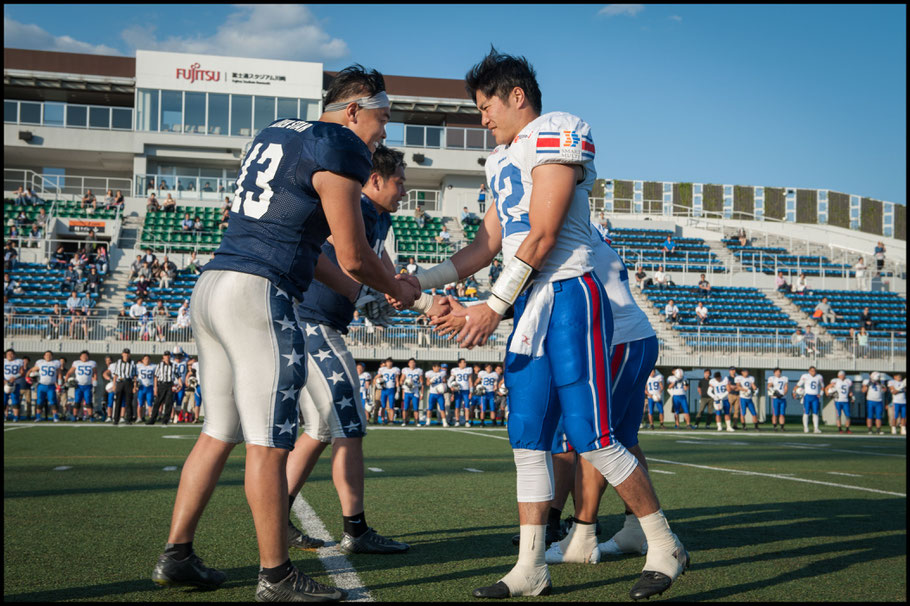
[580,441,639,487]
[513,449,554,502]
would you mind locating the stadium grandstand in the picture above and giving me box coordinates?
[3,47,906,427]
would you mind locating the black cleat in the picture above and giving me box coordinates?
[629,547,690,601]
[339,527,409,554]
[152,552,227,589]
[288,520,325,550]
[472,580,552,599]
[255,565,346,602]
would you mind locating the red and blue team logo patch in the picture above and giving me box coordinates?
[537,130,595,160]
[536,131,561,154]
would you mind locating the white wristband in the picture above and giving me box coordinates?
[410,292,434,314]
[487,294,510,316]
[490,256,535,311]
[416,259,459,291]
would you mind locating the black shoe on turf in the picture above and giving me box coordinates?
[287,520,325,550]
[472,580,552,599]
[152,552,227,589]
[255,565,346,602]
[629,547,690,601]
[338,527,409,554]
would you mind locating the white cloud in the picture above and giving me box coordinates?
[120,5,348,62]
[3,15,122,55]
[598,4,645,17]
[669,15,683,22]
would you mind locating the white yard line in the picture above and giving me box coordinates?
[291,498,373,602]
[649,469,675,475]
[779,443,904,458]
[827,471,862,478]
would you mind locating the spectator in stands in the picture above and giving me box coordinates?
[444,282,457,297]
[654,265,671,289]
[177,180,185,192]
[174,300,191,331]
[456,281,466,298]
[47,302,66,339]
[95,245,109,275]
[187,180,196,192]
[159,256,177,289]
[135,272,151,299]
[60,265,80,293]
[791,328,806,356]
[857,327,870,357]
[464,275,479,297]
[660,235,676,254]
[202,181,213,192]
[113,190,125,211]
[218,209,229,230]
[159,180,169,191]
[142,248,157,268]
[147,192,160,212]
[221,196,231,213]
[85,266,101,295]
[859,306,874,331]
[461,206,480,226]
[697,273,712,298]
[81,189,97,212]
[192,215,203,231]
[736,227,748,247]
[8,224,21,243]
[3,274,15,297]
[162,193,177,213]
[488,258,502,285]
[34,207,48,231]
[775,270,791,292]
[27,223,43,247]
[794,273,809,294]
[116,309,130,341]
[15,209,29,227]
[634,265,650,290]
[695,302,709,325]
[146,178,155,194]
[181,213,194,231]
[25,187,41,205]
[69,293,90,339]
[406,257,418,275]
[436,224,451,245]
[4,241,17,271]
[4,295,15,324]
[414,204,427,229]
[185,251,202,274]
[154,302,170,342]
[128,254,143,282]
[103,189,116,209]
[129,297,148,322]
[65,290,83,314]
[873,242,886,273]
[853,256,867,290]
[804,326,818,356]
[664,299,680,324]
[812,297,837,324]
[135,261,152,284]
[13,186,27,205]
[477,183,487,213]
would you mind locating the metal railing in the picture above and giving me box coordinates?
[5,169,131,204]
[4,99,133,131]
[399,189,441,211]
[135,174,237,200]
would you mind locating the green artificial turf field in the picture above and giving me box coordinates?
[3,423,906,602]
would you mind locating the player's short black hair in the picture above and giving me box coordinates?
[5,348,13,355]
[809,366,816,371]
[704,368,711,374]
[714,372,722,380]
[465,46,542,114]
[457,358,466,364]
[323,64,386,108]
[773,367,781,372]
[80,350,89,356]
[371,145,405,181]
[384,357,393,363]
[44,350,52,355]
[408,358,416,363]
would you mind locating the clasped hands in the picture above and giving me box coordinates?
[385,273,502,348]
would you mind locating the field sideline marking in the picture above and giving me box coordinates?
[778,442,904,458]
[291,498,373,602]
[647,458,906,497]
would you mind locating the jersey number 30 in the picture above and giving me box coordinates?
[232,143,283,219]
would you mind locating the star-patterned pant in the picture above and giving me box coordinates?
[191,270,307,449]
[296,322,368,443]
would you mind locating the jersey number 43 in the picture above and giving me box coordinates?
[233,143,284,219]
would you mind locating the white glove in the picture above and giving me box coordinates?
[712,400,723,412]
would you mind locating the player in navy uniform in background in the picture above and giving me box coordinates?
[152,65,419,602]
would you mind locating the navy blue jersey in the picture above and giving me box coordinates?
[203,119,372,299]
[297,194,391,333]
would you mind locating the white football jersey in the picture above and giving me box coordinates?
[4,358,24,382]
[401,367,423,393]
[379,366,400,389]
[358,371,372,395]
[889,379,906,404]
[136,363,156,387]
[667,376,686,397]
[425,370,446,390]
[646,374,664,399]
[709,377,730,401]
[798,373,824,395]
[35,359,61,386]
[71,360,97,386]
[590,225,655,345]
[452,367,473,391]
[768,375,789,397]
[479,371,500,392]
[863,380,884,402]
[736,376,756,398]
[831,378,853,403]
[485,112,596,281]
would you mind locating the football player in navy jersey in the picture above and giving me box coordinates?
[153,65,420,602]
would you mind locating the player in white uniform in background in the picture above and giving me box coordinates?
[356,363,372,418]
[65,351,98,422]
[709,372,735,432]
[451,359,474,427]
[399,359,424,427]
[645,370,664,429]
[29,351,62,424]
[666,369,691,430]
[136,355,157,422]
[767,369,789,431]
[796,367,824,434]
[378,359,401,425]
[862,372,886,434]
[477,363,501,427]
[736,370,759,430]
[888,373,906,435]
[826,371,854,434]
[4,349,26,422]
[425,362,449,426]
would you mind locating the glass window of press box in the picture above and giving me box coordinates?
[136,89,320,136]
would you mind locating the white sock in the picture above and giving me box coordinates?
[557,519,599,562]
[812,414,819,431]
[716,421,722,431]
[639,510,681,577]
[802,414,809,431]
[725,419,733,430]
[601,514,647,555]
[500,525,550,595]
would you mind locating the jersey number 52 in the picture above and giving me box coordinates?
[232,143,284,219]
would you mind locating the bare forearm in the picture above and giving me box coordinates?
[513,231,557,271]
[314,253,360,302]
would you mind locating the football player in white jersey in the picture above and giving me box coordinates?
[136,355,157,422]
[425,362,449,427]
[795,366,824,434]
[645,370,664,429]
[65,351,97,422]
[476,363,501,427]
[399,358,424,427]
[767,369,789,431]
[494,364,508,425]
[826,371,853,434]
[4,348,26,422]
[888,373,906,435]
[356,363,372,416]
[102,355,115,422]
[378,359,400,425]
[708,372,735,432]
[666,370,691,430]
[862,372,886,434]
[28,351,62,423]
[736,370,759,430]
[406,48,686,601]
[450,359,474,427]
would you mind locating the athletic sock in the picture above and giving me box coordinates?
[500,525,550,595]
[639,510,681,577]
[557,518,598,562]
[802,414,809,431]
[547,507,562,531]
[725,419,733,430]
[260,558,293,583]
[288,494,296,515]
[343,511,368,538]
[164,541,194,561]
[812,414,819,431]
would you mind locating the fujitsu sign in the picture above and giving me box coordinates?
[176,62,222,83]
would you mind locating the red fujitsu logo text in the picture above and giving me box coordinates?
[176,63,220,83]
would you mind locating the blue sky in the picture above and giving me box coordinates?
[4,4,906,203]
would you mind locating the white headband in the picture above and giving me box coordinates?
[323,91,390,113]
